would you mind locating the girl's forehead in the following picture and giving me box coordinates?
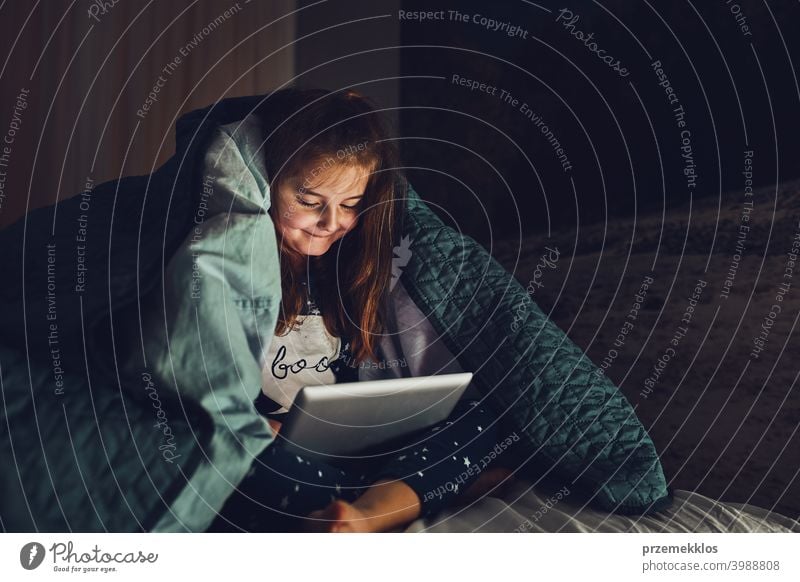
[294,164,371,196]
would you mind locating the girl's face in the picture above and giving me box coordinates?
[271,163,368,257]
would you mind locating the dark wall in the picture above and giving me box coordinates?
[399,0,800,245]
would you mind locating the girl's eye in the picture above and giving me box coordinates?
[295,196,360,212]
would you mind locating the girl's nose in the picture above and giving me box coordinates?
[316,203,339,233]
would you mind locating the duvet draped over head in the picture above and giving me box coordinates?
[0,90,671,533]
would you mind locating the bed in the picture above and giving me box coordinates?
[402,479,800,533]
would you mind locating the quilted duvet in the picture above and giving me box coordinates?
[0,91,671,532]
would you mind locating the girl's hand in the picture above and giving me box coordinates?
[267,418,282,437]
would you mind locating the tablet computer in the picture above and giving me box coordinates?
[273,372,474,460]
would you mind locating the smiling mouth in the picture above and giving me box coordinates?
[304,231,331,238]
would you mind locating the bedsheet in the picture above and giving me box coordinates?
[402,478,800,533]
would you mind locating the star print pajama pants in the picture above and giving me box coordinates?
[210,398,507,532]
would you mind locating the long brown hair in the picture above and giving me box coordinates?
[256,87,406,365]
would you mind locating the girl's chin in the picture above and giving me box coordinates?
[280,228,346,256]
[289,238,333,256]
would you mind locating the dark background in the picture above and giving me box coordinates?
[398,0,799,245]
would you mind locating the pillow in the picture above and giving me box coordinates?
[398,185,672,514]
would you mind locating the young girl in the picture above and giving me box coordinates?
[210,88,513,533]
